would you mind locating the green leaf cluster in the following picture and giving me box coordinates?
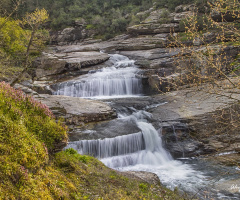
[0,18,27,56]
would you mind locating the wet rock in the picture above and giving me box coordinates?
[159,122,205,158]
[135,60,151,68]
[89,118,141,139]
[208,153,240,166]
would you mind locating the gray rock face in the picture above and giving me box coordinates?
[160,123,205,158]
[34,51,110,81]
[173,11,193,22]
[116,37,169,51]
[175,5,183,13]
[147,83,240,158]
[51,27,84,45]
[127,8,193,35]
[127,23,180,35]
[50,26,97,45]
[36,94,116,125]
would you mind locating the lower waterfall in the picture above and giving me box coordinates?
[66,110,206,193]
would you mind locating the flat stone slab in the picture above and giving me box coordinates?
[35,51,110,80]
[36,94,116,124]
[52,51,110,65]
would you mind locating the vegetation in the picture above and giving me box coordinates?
[0,82,184,199]
[1,0,203,40]
[10,8,49,87]
[0,3,50,83]
[153,0,194,11]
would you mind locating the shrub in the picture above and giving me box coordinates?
[0,82,67,151]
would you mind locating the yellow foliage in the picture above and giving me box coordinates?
[24,8,49,29]
[0,17,27,55]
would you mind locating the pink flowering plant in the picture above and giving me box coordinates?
[0,82,54,118]
[0,82,67,151]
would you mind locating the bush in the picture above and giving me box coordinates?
[0,82,67,151]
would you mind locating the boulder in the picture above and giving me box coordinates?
[211,10,240,22]
[50,24,100,45]
[175,5,183,13]
[123,171,160,185]
[143,9,168,24]
[51,27,85,45]
[173,11,194,23]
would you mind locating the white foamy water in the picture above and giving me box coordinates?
[66,110,207,194]
[53,54,143,98]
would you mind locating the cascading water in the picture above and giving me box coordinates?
[60,53,239,199]
[53,54,143,98]
[67,111,172,167]
[66,110,207,195]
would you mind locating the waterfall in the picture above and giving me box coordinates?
[66,109,207,195]
[53,54,143,98]
[67,132,146,158]
[61,53,237,199]
[66,110,172,168]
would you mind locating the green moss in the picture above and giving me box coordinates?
[86,24,95,30]
[139,183,148,193]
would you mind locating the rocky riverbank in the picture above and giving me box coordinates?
[18,3,239,165]
[9,5,239,199]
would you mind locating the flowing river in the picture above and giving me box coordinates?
[53,54,240,199]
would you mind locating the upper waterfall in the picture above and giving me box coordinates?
[53,54,143,99]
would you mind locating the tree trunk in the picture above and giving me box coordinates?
[10,28,36,87]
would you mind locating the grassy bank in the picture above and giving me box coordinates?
[0,82,184,199]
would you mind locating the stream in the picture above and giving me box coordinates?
[53,54,240,199]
